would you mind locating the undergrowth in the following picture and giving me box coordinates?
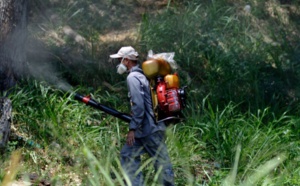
[0,81,299,185]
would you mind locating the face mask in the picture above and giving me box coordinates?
[117,63,127,74]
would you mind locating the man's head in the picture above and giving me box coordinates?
[110,46,139,74]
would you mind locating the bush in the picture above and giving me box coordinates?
[140,0,300,114]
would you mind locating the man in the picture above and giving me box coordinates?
[110,46,174,186]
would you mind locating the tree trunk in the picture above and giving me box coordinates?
[0,97,12,151]
[0,0,28,93]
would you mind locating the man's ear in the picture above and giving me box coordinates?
[124,59,130,66]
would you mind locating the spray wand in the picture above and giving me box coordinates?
[74,93,132,123]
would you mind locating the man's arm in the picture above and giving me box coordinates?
[127,75,145,131]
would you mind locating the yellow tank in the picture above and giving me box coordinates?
[142,58,171,79]
[164,73,179,89]
[157,58,171,77]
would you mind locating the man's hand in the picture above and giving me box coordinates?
[127,130,135,146]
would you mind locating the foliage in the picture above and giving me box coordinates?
[1,0,300,185]
[0,81,299,185]
[140,0,300,114]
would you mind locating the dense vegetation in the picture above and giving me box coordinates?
[1,0,300,185]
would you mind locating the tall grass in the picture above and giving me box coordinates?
[1,81,128,184]
[0,80,299,185]
[140,0,300,114]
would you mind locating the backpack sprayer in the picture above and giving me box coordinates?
[142,51,187,123]
[75,51,187,124]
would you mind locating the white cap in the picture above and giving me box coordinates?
[110,46,139,60]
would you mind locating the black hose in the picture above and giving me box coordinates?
[74,93,132,123]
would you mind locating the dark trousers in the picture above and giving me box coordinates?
[121,131,174,186]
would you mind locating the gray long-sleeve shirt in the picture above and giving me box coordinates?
[127,65,166,138]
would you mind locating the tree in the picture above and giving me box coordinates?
[0,0,28,93]
[0,0,28,150]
